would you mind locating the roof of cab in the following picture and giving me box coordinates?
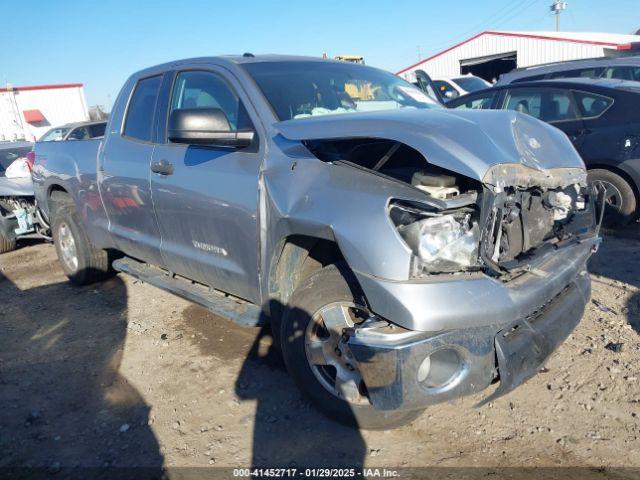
[132,54,347,77]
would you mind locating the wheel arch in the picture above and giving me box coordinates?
[588,163,640,204]
[267,234,352,322]
[45,184,73,222]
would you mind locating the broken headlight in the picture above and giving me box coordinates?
[390,201,480,275]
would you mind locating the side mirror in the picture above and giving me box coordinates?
[168,108,254,148]
[445,90,459,99]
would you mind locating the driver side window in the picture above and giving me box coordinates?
[170,71,251,131]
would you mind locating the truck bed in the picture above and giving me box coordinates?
[32,138,102,221]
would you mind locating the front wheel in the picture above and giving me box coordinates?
[280,263,424,430]
[52,203,113,285]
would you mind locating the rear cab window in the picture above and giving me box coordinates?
[123,75,163,142]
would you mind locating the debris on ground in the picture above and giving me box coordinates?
[604,342,624,353]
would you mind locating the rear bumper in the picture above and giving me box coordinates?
[347,264,591,411]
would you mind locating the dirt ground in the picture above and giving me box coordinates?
[1,229,639,476]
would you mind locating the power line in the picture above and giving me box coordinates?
[492,0,545,30]
[416,0,544,60]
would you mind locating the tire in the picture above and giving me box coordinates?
[280,263,424,430]
[51,203,112,285]
[588,168,637,227]
[0,232,16,254]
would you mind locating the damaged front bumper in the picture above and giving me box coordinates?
[347,238,597,411]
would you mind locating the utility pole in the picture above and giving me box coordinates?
[550,0,567,31]
[417,45,422,61]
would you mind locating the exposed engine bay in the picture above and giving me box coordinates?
[304,137,601,278]
[479,183,597,271]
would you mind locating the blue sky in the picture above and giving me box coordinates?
[1,0,638,108]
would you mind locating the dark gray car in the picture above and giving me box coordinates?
[496,55,640,85]
[447,78,640,226]
[33,55,603,429]
[0,141,43,252]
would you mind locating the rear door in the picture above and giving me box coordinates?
[99,74,165,266]
[502,87,587,148]
[149,67,263,303]
[570,89,617,164]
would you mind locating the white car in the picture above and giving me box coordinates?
[432,74,491,101]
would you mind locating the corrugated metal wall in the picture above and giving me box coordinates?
[0,86,89,141]
[400,33,610,82]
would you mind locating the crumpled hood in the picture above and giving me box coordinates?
[275,108,585,182]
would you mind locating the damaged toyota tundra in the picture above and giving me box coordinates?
[32,55,604,429]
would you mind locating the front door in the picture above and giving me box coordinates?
[99,74,165,266]
[150,68,263,303]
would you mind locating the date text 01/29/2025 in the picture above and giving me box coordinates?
[232,468,400,477]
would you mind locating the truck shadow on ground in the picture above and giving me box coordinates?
[0,272,164,478]
[182,302,367,469]
[588,226,640,335]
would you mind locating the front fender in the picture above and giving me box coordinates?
[261,152,423,287]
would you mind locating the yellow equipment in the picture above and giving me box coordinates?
[331,55,373,100]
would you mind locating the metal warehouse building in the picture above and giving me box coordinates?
[398,30,640,83]
[0,83,90,142]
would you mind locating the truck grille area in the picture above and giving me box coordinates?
[480,183,598,272]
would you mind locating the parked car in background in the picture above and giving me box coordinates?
[39,120,107,142]
[447,78,640,226]
[496,55,640,85]
[0,141,33,174]
[0,121,108,253]
[0,141,47,253]
[33,55,603,429]
[412,70,445,104]
[430,74,491,101]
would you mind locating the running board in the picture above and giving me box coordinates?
[112,257,263,327]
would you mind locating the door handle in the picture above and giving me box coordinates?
[151,159,174,175]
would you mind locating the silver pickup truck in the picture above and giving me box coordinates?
[33,55,603,429]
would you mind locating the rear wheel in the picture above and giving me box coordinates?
[52,203,113,285]
[588,168,637,227]
[0,200,17,254]
[0,232,16,254]
[280,263,424,430]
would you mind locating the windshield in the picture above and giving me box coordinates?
[452,76,491,92]
[243,61,440,121]
[39,127,71,142]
